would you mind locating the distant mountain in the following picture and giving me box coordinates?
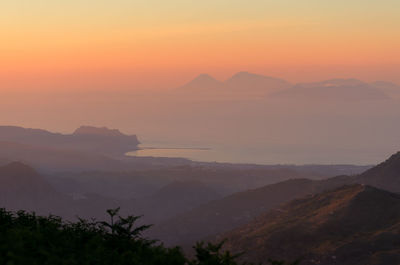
[371,81,400,99]
[225,72,291,93]
[179,74,223,91]
[178,74,398,101]
[177,72,290,97]
[0,125,140,156]
[272,78,390,100]
[222,185,400,265]
[73,126,127,137]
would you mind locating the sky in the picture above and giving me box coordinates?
[1,1,400,164]
[1,0,400,90]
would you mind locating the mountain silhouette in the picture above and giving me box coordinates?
[222,184,400,265]
[272,78,390,100]
[0,125,140,156]
[371,81,400,99]
[177,72,290,97]
[73,126,128,137]
[179,74,223,91]
[225,71,291,93]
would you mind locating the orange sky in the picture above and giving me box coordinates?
[1,0,399,91]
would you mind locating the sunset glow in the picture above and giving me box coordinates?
[1,0,399,90]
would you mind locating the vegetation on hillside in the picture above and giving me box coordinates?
[0,207,296,265]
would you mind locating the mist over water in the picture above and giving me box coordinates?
[2,77,400,165]
[127,140,394,165]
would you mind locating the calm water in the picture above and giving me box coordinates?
[126,142,395,165]
[129,148,211,160]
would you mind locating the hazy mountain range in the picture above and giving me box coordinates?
[271,78,390,100]
[2,73,400,166]
[177,72,400,100]
[0,125,140,156]
[178,72,291,97]
[0,124,399,264]
[1,150,399,264]
[149,152,400,247]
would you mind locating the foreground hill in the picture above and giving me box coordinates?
[150,151,400,246]
[356,151,400,193]
[222,185,400,265]
[0,125,140,156]
[149,178,350,246]
[1,206,281,265]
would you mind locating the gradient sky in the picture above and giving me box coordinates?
[1,0,399,90]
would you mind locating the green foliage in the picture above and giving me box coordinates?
[0,208,184,265]
[189,241,243,265]
[267,259,301,265]
[0,207,298,265]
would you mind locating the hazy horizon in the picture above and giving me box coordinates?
[1,0,400,91]
[2,71,400,165]
[1,1,400,165]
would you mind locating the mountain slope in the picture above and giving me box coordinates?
[356,151,400,192]
[150,151,400,246]
[128,181,222,224]
[0,162,124,220]
[149,178,349,246]
[0,162,71,215]
[222,185,400,265]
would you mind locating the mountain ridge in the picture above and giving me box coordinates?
[178,73,397,101]
[0,162,70,215]
[221,184,400,265]
[178,72,291,96]
[0,125,140,156]
[271,78,390,100]
[150,151,400,246]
